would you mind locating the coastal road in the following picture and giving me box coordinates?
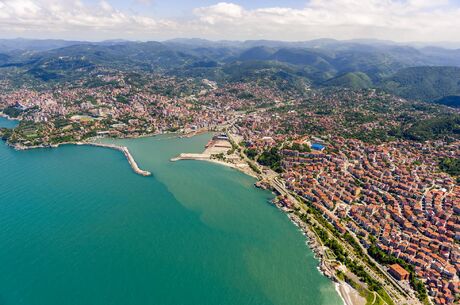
[265,175,421,305]
[229,131,420,305]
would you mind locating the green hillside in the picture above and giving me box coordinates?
[323,72,373,89]
[1,39,460,105]
[380,66,460,104]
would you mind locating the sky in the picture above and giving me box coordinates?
[1,0,460,42]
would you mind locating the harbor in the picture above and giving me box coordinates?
[171,133,257,177]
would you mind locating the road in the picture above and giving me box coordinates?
[246,158,419,304]
[228,130,422,305]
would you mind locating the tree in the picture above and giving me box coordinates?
[257,147,282,172]
[244,148,258,160]
[439,157,460,176]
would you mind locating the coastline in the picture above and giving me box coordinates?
[0,112,18,121]
[336,282,366,305]
[4,129,363,304]
[171,132,260,178]
[1,117,211,177]
[172,135,364,305]
[171,153,258,178]
[1,117,162,177]
[204,158,258,178]
[174,150,365,305]
[272,199,366,305]
[0,124,356,305]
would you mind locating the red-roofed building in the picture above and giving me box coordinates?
[389,264,410,281]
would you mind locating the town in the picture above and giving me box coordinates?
[1,71,459,305]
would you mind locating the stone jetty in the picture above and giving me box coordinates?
[85,143,152,176]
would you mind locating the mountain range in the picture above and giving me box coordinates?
[1,38,460,107]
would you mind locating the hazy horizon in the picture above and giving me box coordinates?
[2,36,460,50]
[1,1,460,43]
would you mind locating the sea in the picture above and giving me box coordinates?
[0,117,343,305]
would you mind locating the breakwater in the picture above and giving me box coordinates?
[84,142,151,176]
[10,141,151,176]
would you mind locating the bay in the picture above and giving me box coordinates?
[0,133,343,305]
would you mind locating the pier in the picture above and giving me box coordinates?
[170,153,210,161]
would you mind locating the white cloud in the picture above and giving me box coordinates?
[193,2,244,24]
[0,0,161,37]
[0,0,459,42]
[188,0,460,42]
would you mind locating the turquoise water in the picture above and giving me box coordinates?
[0,116,19,128]
[0,134,342,305]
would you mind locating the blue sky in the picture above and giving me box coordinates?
[91,0,460,17]
[106,0,308,17]
[0,0,460,42]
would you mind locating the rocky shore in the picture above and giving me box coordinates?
[269,195,365,305]
[271,199,335,277]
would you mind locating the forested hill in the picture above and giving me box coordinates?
[1,38,460,106]
[379,67,460,106]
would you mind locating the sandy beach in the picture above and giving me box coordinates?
[171,152,258,178]
[336,282,366,305]
[171,134,259,178]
